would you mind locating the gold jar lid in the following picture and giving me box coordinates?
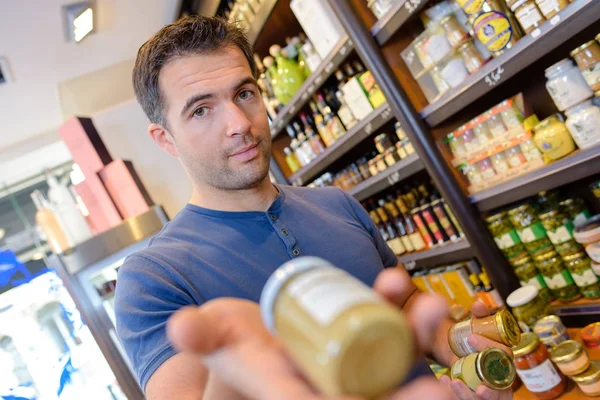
[508,204,531,214]
[513,332,540,358]
[570,40,597,57]
[476,348,516,390]
[538,209,558,219]
[572,361,600,384]
[485,212,506,223]
[562,252,587,262]
[534,114,562,131]
[534,251,559,262]
[512,255,533,268]
[495,310,521,347]
[550,340,584,364]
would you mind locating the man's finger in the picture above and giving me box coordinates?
[476,385,508,400]
[468,334,514,358]
[450,379,479,400]
[388,377,454,400]
[406,294,450,354]
[373,267,416,308]
[470,301,490,318]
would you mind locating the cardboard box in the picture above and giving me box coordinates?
[290,0,346,59]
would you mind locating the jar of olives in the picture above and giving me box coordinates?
[539,209,583,257]
[534,251,581,302]
[506,286,549,328]
[513,255,553,302]
[560,198,592,226]
[563,252,600,299]
[508,204,554,257]
[486,212,526,258]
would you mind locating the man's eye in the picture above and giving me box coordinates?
[239,90,254,100]
[193,107,207,118]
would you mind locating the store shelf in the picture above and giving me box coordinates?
[420,0,600,127]
[289,104,394,186]
[398,239,472,271]
[471,144,600,212]
[247,0,279,45]
[348,153,423,201]
[550,297,600,317]
[270,38,353,138]
[371,0,429,46]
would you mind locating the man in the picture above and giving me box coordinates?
[115,15,512,400]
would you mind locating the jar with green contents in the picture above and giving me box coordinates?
[513,255,554,302]
[539,209,583,257]
[506,286,549,328]
[560,198,592,226]
[534,251,581,302]
[508,204,554,257]
[486,212,526,259]
[563,252,600,299]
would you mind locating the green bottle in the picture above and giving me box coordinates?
[269,45,305,105]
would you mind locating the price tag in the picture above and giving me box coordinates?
[381,106,392,120]
[484,65,505,87]
[325,62,335,74]
[365,122,373,135]
[531,28,541,38]
[550,15,560,25]
[404,260,417,270]
[340,45,348,56]
[387,171,401,185]
[404,0,421,14]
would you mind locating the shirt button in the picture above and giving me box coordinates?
[269,214,277,221]
[281,229,289,236]
[292,249,301,256]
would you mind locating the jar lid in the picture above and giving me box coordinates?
[476,348,516,389]
[495,309,522,347]
[509,0,528,12]
[375,133,389,142]
[538,209,558,219]
[545,58,575,77]
[511,255,533,268]
[564,98,595,116]
[572,361,600,384]
[512,332,540,358]
[581,322,600,348]
[506,285,539,307]
[570,40,597,57]
[507,203,531,214]
[550,340,585,364]
[574,214,600,244]
[561,252,587,262]
[534,251,558,262]
[484,211,506,223]
[259,256,332,334]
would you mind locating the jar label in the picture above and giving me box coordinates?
[546,224,573,245]
[571,268,599,287]
[508,154,524,168]
[495,230,521,249]
[567,112,600,149]
[573,210,591,225]
[456,0,484,14]
[474,11,513,53]
[516,3,544,30]
[516,359,563,392]
[581,63,600,88]
[543,270,575,289]
[520,274,547,290]
[517,223,546,243]
[536,0,561,16]
[287,267,382,326]
[451,321,476,357]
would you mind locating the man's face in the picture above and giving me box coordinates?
[154,46,271,191]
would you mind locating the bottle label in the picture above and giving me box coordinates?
[287,267,382,326]
[421,208,446,243]
[450,321,476,357]
[546,224,573,245]
[520,274,547,290]
[412,213,435,247]
[387,237,406,256]
[409,232,427,251]
[515,3,544,31]
[433,204,458,240]
[543,270,575,289]
[494,230,521,249]
[517,223,546,243]
[401,236,415,252]
[571,268,599,287]
[516,359,563,393]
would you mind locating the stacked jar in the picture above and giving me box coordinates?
[575,214,600,281]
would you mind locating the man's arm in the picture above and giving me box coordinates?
[146,353,207,399]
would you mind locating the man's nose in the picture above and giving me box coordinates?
[223,102,252,137]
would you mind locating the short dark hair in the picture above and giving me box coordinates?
[132,16,257,127]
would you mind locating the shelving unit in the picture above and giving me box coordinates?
[246,0,279,44]
[398,239,473,271]
[371,0,428,45]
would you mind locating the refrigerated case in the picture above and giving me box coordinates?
[49,205,168,400]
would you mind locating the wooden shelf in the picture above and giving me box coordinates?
[247,0,279,45]
[371,0,428,46]
[398,239,472,271]
[550,297,600,317]
[419,0,600,127]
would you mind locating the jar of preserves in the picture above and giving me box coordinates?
[534,251,581,302]
[513,256,553,302]
[395,141,408,160]
[458,40,486,74]
[440,14,469,47]
[505,146,527,168]
[562,252,600,298]
[440,51,470,88]
[512,332,567,399]
[462,128,479,152]
[519,137,544,162]
[486,211,526,257]
[534,0,568,19]
[545,59,594,111]
[510,0,546,34]
[538,209,582,256]
[572,361,600,397]
[260,257,415,398]
[476,158,496,180]
[473,121,494,146]
[549,340,591,376]
[582,323,600,348]
[506,286,549,328]
[463,163,483,186]
[375,154,387,172]
[534,315,569,347]
[491,152,510,173]
[446,132,467,158]
[356,157,371,180]
[374,133,394,154]
[450,348,516,391]
[486,111,507,137]
[570,40,600,92]
[500,100,525,129]
[560,198,591,226]
[564,99,600,149]
[508,203,554,256]
[448,310,521,357]
[533,114,577,161]
[368,157,379,177]
[384,147,400,167]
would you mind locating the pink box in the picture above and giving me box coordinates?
[98,160,153,219]
[73,174,122,234]
[58,117,112,174]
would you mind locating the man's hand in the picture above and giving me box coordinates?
[439,302,514,400]
[166,268,455,400]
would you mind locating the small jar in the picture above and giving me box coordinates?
[559,197,591,225]
[513,256,553,302]
[260,257,415,398]
[505,146,527,168]
[582,323,600,348]
[425,24,453,63]
[510,0,546,34]
[356,157,371,180]
[384,147,401,167]
[570,40,600,91]
[448,310,521,357]
[545,58,594,111]
[500,100,525,129]
[440,14,469,47]
[534,315,568,345]
[486,111,508,137]
[450,348,516,391]
[375,133,394,154]
[462,128,479,152]
[440,51,470,88]
[533,114,577,161]
[574,215,600,247]
[562,252,600,298]
[476,158,496,180]
[375,154,387,172]
[491,152,510,173]
[368,157,379,177]
[572,361,600,397]
[564,99,600,149]
[396,141,408,159]
[508,203,554,256]
[463,163,483,186]
[486,211,527,258]
[520,137,544,161]
[550,340,591,376]
[534,251,581,302]
[506,285,549,328]
[534,0,569,19]
[446,132,467,158]
[458,40,486,74]
[513,333,568,399]
[473,121,494,146]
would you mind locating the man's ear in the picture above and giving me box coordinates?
[149,123,179,157]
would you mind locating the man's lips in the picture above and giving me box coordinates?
[229,142,259,159]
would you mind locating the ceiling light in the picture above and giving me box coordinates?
[63,2,95,43]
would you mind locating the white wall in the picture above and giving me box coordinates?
[92,100,191,219]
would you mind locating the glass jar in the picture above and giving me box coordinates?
[396,141,408,159]
[463,163,483,186]
[440,14,469,47]
[476,158,496,180]
[538,209,580,256]
[260,257,415,398]
[570,40,600,92]
[562,252,600,298]
[490,152,510,174]
[451,348,516,391]
[486,111,507,137]
[582,322,600,348]
[486,211,526,255]
[374,133,394,154]
[368,157,379,177]
[500,100,525,129]
[473,121,494,146]
[375,154,387,172]
[564,99,600,149]
[572,361,600,397]
[505,146,527,168]
[510,0,546,34]
[512,333,568,399]
[424,24,453,63]
[458,40,486,74]
[534,0,569,19]
[519,137,544,162]
[534,315,569,348]
[384,148,400,167]
[550,340,591,376]
[440,51,470,88]
[534,251,581,302]
[508,203,554,256]
[462,128,479,152]
[545,58,594,111]
[356,157,371,180]
[506,285,549,328]
[513,256,553,302]
[560,198,591,226]
[533,114,577,161]
[446,132,467,158]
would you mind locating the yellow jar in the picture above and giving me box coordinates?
[260,257,414,399]
[549,340,591,376]
[533,114,577,161]
[451,348,516,391]
[572,360,600,397]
